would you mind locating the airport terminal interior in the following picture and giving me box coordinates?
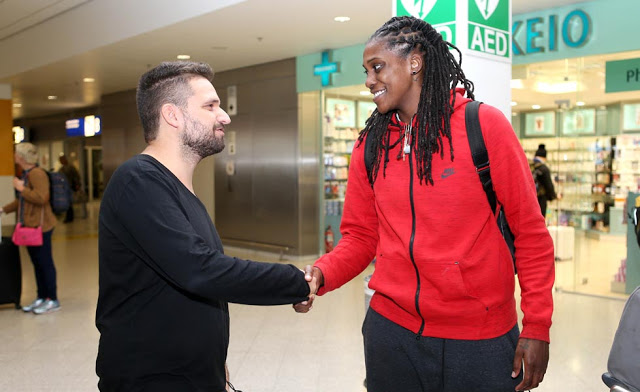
[0,204,631,391]
[1,0,640,391]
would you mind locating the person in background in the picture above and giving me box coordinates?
[296,16,554,392]
[0,142,60,314]
[58,154,81,223]
[96,61,316,392]
[532,144,557,218]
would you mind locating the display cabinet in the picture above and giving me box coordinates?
[521,136,616,231]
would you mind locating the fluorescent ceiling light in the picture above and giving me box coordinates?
[576,101,585,106]
[510,79,524,89]
[13,103,22,108]
[177,54,191,60]
[83,77,95,83]
[334,16,351,22]
[48,95,58,100]
[532,105,541,110]
[534,81,577,94]
[360,91,371,96]
[511,101,517,106]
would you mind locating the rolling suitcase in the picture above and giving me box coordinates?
[0,220,22,309]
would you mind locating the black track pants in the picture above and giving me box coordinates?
[363,308,523,392]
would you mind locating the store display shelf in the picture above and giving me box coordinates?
[324,136,358,141]
[550,159,597,163]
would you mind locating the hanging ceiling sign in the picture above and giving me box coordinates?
[66,115,101,137]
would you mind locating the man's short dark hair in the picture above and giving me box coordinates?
[136,61,215,143]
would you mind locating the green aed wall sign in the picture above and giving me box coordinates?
[468,0,510,58]
[394,0,456,44]
[606,58,640,93]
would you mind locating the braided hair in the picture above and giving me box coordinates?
[358,16,475,185]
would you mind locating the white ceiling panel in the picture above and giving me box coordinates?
[0,0,90,40]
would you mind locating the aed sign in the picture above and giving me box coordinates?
[606,58,640,93]
[394,0,456,44]
[512,9,591,56]
[468,0,510,58]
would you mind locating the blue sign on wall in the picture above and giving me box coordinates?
[512,0,640,65]
[66,115,101,137]
[513,9,591,56]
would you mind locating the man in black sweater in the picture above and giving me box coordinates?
[96,61,316,392]
[532,144,557,218]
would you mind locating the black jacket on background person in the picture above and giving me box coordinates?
[96,155,310,391]
[533,160,556,217]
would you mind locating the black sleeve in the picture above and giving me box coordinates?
[542,166,556,201]
[112,171,310,306]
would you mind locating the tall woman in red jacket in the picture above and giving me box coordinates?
[1,143,60,314]
[296,16,554,392]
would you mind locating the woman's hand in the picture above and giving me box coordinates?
[12,177,25,192]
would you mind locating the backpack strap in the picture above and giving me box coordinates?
[464,101,497,213]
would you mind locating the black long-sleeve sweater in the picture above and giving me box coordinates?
[96,155,309,391]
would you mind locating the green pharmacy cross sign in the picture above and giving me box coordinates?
[313,51,339,87]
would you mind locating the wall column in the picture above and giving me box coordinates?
[0,84,14,226]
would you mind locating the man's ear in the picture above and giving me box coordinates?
[160,103,182,129]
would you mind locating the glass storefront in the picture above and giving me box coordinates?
[320,86,374,250]
[513,50,640,298]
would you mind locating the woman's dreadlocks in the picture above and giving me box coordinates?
[358,16,475,186]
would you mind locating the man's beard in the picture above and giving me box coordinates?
[180,114,225,160]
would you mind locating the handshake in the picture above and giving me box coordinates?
[293,265,324,313]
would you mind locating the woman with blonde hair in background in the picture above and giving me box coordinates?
[0,143,60,314]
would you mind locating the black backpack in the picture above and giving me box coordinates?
[363,101,517,273]
[46,171,73,215]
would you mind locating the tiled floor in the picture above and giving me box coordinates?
[0,201,632,391]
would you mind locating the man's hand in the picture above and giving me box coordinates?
[512,338,549,391]
[13,177,24,192]
[293,266,324,313]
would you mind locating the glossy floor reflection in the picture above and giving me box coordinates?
[0,202,630,391]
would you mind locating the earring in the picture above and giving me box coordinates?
[412,71,417,75]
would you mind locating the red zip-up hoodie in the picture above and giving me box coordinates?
[315,90,554,342]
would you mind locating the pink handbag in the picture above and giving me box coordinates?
[12,223,43,246]
[12,199,44,247]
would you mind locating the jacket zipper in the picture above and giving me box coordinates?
[407,127,426,340]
